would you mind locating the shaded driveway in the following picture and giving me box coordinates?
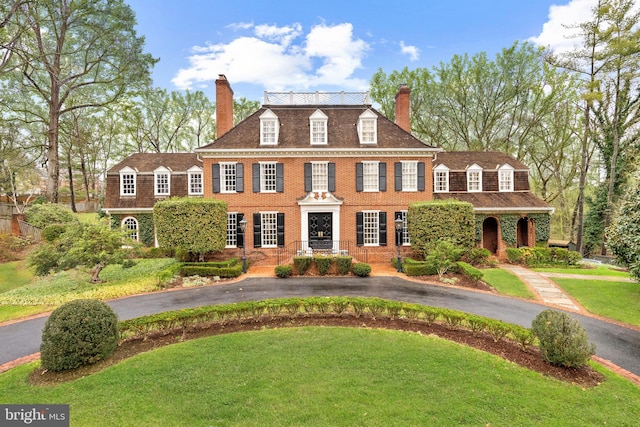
[2,276,639,377]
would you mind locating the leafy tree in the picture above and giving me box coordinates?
[27,222,131,282]
[606,172,640,281]
[154,198,227,261]
[3,0,156,202]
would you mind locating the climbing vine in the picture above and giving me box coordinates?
[529,213,551,243]
[109,214,121,230]
[138,213,155,246]
[500,215,518,246]
[474,215,485,243]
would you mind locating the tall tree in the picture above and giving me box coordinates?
[5,0,156,202]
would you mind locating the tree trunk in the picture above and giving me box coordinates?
[574,102,591,255]
[46,110,60,203]
[91,262,105,284]
[67,150,77,213]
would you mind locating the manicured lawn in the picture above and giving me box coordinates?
[533,264,631,278]
[482,268,536,299]
[552,278,640,326]
[1,327,638,426]
[0,261,33,293]
[0,258,177,311]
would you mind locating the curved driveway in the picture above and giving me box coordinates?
[2,276,639,377]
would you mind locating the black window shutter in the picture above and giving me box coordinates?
[418,162,425,191]
[253,213,262,248]
[379,211,387,246]
[328,163,336,192]
[304,163,312,192]
[277,213,285,247]
[236,163,244,192]
[252,163,260,193]
[212,164,220,193]
[394,211,401,246]
[237,213,245,248]
[394,162,402,191]
[379,162,387,191]
[356,212,364,246]
[356,163,363,192]
[276,163,284,192]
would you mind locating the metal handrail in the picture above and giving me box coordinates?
[277,240,367,265]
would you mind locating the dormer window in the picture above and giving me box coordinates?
[119,166,137,196]
[499,164,514,192]
[309,109,328,145]
[433,164,449,193]
[467,164,482,192]
[260,109,279,145]
[188,166,204,195]
[357,109,377,144]
[154,166,171,196]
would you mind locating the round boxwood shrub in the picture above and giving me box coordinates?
[352,262,371,277]
[530,309,595,368]
[275,265,293,278]
[40,299,119,372]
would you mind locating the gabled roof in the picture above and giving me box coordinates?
[196,106,438,151]
[434,151,529,170]
[434,192,553,213]
[106,153,202,175]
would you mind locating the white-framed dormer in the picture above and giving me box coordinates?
[357,109,377,144]
[498,163,514,192]
[466,163,482,192]
[260,109,279,145]
[188,165,204,195]
[309,109,328,145]
[154,166,171,196]
[433,164,450,193]
[119,166,137,197]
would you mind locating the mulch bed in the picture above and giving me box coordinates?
[29,313,604,388]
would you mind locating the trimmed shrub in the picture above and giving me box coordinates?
[456,261,483,283]
[531,309,595,368]
[314,256,333,275]
[404,261,438,277]
[506,248,521,264]
[293,256,312,275]
[24,203,78,228]
[275,265,293,278]
[42,223,68,242]
[40,299,119,372]
[466,247,491,266]
[179,265,242,278]
[425,240,465,279]
[335,256,353,275]
[352,262,371,277]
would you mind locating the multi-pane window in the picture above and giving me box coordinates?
[120,169,136,196]
[360,119,376,143]
[155,172,170,196]
[499,168,514,192]
[122,217,139,241]
[189,171,203,195]
[261,212,278,247]
[363,211,379,245]
[221,163,236,193]
[312,162,328,192]
[434,170,449,192]
[311,120,327,144]
[397,211,410,245]
[260,109,279,145]
[402,161,418,191]
[260,162,277,192]
[226,213,238,247]
[363,161,379,192]
[467,167,482,192]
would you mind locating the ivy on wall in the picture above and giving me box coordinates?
[109,214,121,230]
[474,215,485,243]
[138,213,155,247]
[529,213,551,243]
[500,215,519,247]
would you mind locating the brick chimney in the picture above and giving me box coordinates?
[215,74,234,138]
[395,84,411,133]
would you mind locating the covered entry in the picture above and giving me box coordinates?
[482,217,499,254]
[517,217,531,247]
[308,212,333,249]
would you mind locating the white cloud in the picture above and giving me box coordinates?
[399,41,419,61]
[529,0,595,53]
[226,22,253,31]
[172,22,370,92]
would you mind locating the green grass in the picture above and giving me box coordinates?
[552,278,640,326]
[76,212,103,224]
[1,327,638,426]
[0,261,34,293]
[482,267,536,299]
[533,264,631,277]
[0,258,177,307]
[0,305,51,323]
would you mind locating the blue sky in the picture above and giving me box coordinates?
[126,0,600,102]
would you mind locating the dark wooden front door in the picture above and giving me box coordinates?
[309,213,332,249]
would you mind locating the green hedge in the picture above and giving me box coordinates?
[456,261,483,282]
[506,247,581,267]
[293,256,312,275]
[408,200,475,258]
[314,256,333,275]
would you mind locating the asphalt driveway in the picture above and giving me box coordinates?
[2,276,639,377]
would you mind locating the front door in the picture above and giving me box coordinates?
[309,213,332,249]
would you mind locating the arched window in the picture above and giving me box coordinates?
[122,217,139,242]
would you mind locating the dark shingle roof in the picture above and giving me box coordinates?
[434,151,529,170]
[433,192,552,211]
[106,153,202,174]
[197,106,436,151]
